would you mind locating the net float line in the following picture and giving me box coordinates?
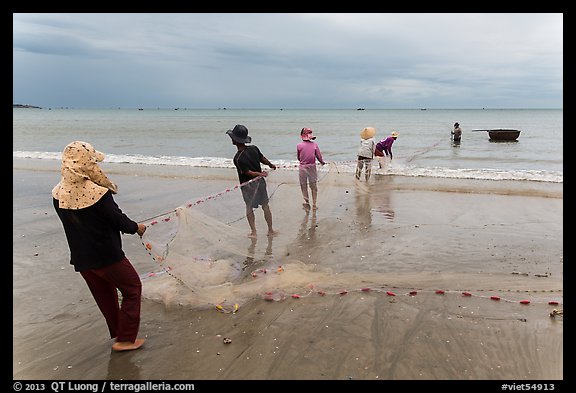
[139,265,563,314]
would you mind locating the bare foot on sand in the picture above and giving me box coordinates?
[267,230,279,237]
[302,203,311,210]
[112,338,145,352]
[248,232,257,238]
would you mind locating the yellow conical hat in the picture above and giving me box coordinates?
[360,127,376,139]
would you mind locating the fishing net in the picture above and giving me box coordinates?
[140,162,364,310]
[139,160,562,313]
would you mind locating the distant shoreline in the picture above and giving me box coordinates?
[13,104,42,109]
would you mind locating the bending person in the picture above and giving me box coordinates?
[375,131,399,169]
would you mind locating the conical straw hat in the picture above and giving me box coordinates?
[360,127,376,139]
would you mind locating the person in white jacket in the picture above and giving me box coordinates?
[355,127,376,181]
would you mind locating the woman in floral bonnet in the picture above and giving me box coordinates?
[52,141,147,351]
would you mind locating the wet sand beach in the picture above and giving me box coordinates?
[13,158,563,384]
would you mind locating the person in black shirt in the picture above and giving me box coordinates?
[52,141,147,352]
[226,124,278,238]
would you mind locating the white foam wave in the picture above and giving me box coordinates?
[13,150,563,183]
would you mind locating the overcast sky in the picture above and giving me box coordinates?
[13,13,563,109]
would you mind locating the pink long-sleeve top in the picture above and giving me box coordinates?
[297,140,325,166]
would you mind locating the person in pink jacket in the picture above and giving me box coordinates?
[297,127,326,210]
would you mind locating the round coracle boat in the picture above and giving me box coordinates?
[488,129,521,141]
[472,128,521,141]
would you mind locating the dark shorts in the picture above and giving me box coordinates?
[241,177,270,208]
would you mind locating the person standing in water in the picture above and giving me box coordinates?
[356,126,376,181]
[375,131,399,169]
[452,122,462,143]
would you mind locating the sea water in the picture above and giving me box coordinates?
[13,107,562,183]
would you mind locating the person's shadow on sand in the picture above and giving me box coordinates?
[241,235,274,273]
[297,208,317,245]
[106,350,142,379]
[355,184,373,230]
[242,237,258,270]
[372,177,395,221]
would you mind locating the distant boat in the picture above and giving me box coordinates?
[472,129,521,141]
[357,108,365,111]
[420,108,427,110]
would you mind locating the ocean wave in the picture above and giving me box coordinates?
[13,150,563,184]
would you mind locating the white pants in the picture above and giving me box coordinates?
[377,155,391,170]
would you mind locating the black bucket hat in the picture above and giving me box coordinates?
[226,124,252,144]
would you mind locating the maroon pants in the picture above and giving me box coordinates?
[80,257,141,343]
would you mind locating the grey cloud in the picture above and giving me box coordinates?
[13,13,563,109]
